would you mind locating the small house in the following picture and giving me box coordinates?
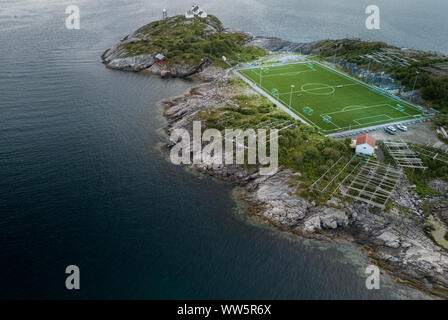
[185,4,207,19]
[191,5,201,15]
[355,134,376,156]
[197,10,207,18]
[155,54,168,63]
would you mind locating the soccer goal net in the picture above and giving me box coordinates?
[303,106,313,116]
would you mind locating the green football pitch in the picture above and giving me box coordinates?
[238,62,429,134]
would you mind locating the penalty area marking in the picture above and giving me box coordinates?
[260,69,316,78]
[337,103,413,117]
[353,114,392,125]
[327,103,393,116]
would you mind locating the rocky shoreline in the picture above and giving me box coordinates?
[160,64,448,299]
[102,20,448,298]
[101,45,211,77]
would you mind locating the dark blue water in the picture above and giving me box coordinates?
[0,0,434,299]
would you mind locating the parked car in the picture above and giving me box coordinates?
[385,126,397,135]
[396,124,408,132]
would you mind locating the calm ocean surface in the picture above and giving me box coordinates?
[1,0,444,299]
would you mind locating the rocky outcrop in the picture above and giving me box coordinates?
[342,179,448,295]
[429,179,448,194]
[102,49,154,72]
[303,208,349,233]
[101,15,228,77]
[246,36,333,55]
[243,170,310,226]
[376,231,401,248]
[101,15,330,77]
[102,44,211,77]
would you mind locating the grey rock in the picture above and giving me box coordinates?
[377,231,401,248]
[107,54,155,71]
[202,25,217,38]
[428,179,448,194]
[303,208,349,233]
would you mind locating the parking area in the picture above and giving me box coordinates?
[335,122,448,151]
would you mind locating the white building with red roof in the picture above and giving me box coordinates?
[355,134,376,156]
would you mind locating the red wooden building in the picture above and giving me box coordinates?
[155,53,168,63]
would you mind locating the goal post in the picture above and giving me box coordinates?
[303,106,313,116]
[322,115,332,123]
[396,104,406,112]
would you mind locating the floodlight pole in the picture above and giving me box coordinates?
[411,71,419,102]
[367,59,372,82]
[333,43,342,65]
[289,85,295,110]
[259,68,262,87]
[379,72,385,88]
